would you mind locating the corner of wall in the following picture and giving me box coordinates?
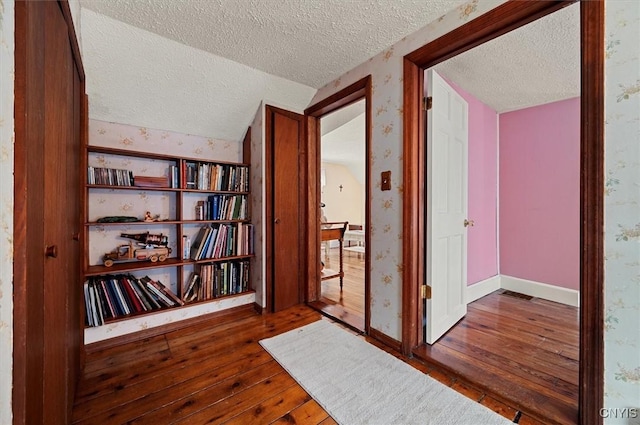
[0,1,16,422]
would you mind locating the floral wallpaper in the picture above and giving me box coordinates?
[603,0,640,417]
[85,119,254,343]
[312,0,639,412]
[250,103,265,307]
[1,0,638,417]
[0,0,14,423]
[310,0,505,339]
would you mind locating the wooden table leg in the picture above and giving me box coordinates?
[339,238,344,290]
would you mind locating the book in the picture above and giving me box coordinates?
[148,278,184,306]
[140,276,175,307]
[134,176,169,188]
[189,226,209,260]
[183,272,199,301]
[122,276,146,312]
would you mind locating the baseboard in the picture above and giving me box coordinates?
[253,302,265,315]
[500,275,579,307]
[369,327,402,352]
[466,275,501,303]
[85,301,257,352]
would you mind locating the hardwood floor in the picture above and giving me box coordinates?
[414,291,579,425]
[311,247,365,330]
[73,303,554,424]
[310,248,578,424]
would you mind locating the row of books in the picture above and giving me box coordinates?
[185,162,249,192]
[88,166,134,187]
[84,274,183,327]
[195,195,248,221]
[189,223,254,261]
[183,260,250,302]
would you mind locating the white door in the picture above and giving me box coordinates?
[424,69,469,344]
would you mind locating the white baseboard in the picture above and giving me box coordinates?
[466,275,501,303]
[500,275,579,307]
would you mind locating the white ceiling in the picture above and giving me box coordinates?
[434,2,579,113]
[76,0,579,161]
[80,0,460,89]
[321,100,366,184]
[77,0,461,141]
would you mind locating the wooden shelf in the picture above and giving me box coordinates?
[192,254,255,264]
[86,219,251,227]
[87,184,180,192]
[84,144,254,330]
[84,257,185,276]
[87,145,250,167]
[96,290,256,326]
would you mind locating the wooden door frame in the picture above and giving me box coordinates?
[264,105,306,312]
[304,76,372,334]
[401,1,603,424]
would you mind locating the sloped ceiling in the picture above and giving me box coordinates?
[77,0,579,149]
[77,0,461,141]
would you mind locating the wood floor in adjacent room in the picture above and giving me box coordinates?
[311,247,366,331]
[413,291,579,425]
[73,302,559,425]
[310,247,578,424]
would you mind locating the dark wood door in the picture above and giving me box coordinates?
[266,106,305,312]
[14,1,84,423]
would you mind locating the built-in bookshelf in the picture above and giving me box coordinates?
[83,145,254,327]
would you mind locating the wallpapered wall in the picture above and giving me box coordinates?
[311,0,639,414]
[250,103,265,307]
[603,0,640,416]
[2,0,638,419]
[310,0,508,338]
[0,0,14,423]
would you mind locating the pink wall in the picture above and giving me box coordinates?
[499,98,580,290]
[445,78,499,286]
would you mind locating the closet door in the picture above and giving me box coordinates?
[265,105,306,312]
[14,1,84,423]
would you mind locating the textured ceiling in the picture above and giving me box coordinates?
[77,0,579,146]
[435,2,579,112]
[80,0,460,89]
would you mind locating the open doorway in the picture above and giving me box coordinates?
[402,2,603,425]
[317,100,366,331]
[305,76,372,335]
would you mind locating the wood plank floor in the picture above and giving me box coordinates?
[311,248,578,424]
[312,247,365,330]
[414,291,579,425]
[73,303,553,424]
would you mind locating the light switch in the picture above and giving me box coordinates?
[381,171,391,191]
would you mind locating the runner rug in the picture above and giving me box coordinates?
[260,319,513,425]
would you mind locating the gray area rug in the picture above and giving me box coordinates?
[260,320,513,425]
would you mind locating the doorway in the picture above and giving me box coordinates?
[305,76,372,334]
[402,2,603,425]
[317,100,367,331]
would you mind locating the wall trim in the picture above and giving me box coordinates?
[369,327,402,352]
[500,275,579,307]
[466,275,501,303]
[85,302,257,353]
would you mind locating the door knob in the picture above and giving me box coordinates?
[72,233,80,241]
[463,219,475,227]
[274,218,281,224]
[45,245,58,258]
